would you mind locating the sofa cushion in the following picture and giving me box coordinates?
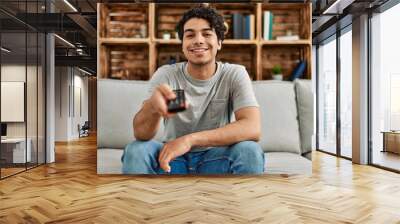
[97,148,124,174]
[97,79,164,149]
[252,81,302,154]
[294,79,314,156]
[97,149,311,175]
[264,152,311,175]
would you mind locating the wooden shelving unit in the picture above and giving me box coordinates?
[98,3,312,80]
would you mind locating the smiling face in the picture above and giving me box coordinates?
[182,18,222,67]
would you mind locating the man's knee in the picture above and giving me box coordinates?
[122,140,159,163]
[231,141,263,157]
[229,141,264,173]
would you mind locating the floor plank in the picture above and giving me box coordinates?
[0,135,400,223]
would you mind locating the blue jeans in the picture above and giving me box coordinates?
[121,140,265,175]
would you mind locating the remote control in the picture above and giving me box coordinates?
[167,89,186,113]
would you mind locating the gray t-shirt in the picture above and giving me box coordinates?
[148,61,259,152]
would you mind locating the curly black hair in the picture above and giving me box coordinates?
[176,5,226,42]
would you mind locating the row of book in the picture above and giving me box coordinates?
[231,12,300,41]
[263,11,274,40]
[232,11,276,40]
[263,11,300,41]
[232,13,255,39]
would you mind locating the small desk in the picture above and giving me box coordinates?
[381,131,400,155]
[1,138,32,163]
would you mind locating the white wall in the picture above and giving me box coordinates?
[1,65,37,137]
[1,63,46,164]
[55,67,89,141]
[55,66,69,141]
[73,73,89,137]
[1,65,26,140]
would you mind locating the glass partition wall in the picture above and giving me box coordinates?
[0,30,27,177]
[0,1,46,179]
[370,3,400,172]
[317,35,337,155]
[316,25,353,159]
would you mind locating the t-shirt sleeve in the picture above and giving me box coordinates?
[231,65,259,112]
[147,65,171,99]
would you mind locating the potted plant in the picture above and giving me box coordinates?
[271,65,283,80]
[162,30,171,40]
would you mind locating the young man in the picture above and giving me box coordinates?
[122,6,264,174]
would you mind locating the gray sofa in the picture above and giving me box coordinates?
[97,79,313,175]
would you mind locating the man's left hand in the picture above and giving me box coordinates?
[158,136,193,173]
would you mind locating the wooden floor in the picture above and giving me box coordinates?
[1,163,45,178]
[1,135,400,223]
[1,167,26,178]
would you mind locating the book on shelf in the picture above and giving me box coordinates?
[232,13,255,39]
[242,14,255,39]
[289,60,306,81]
[263,11,269,40]
[243,14,250,39]
[250,14,255,39]
[276,35,300,41]
[263,11,274,40]
[232,13,243,39]
[269,12,274,40]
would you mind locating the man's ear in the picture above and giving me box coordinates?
[217,40,222,50]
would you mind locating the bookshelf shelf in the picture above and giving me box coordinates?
[99,38,150,45]
[98,3,312,80]
[261,40,310,45]
[155,39,181,44]
[224,39,257,45]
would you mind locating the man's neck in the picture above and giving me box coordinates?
[187,60,217,80]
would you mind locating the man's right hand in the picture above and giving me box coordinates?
[148,84,179,118]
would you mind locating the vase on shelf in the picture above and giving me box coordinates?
[162,32,171,40]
